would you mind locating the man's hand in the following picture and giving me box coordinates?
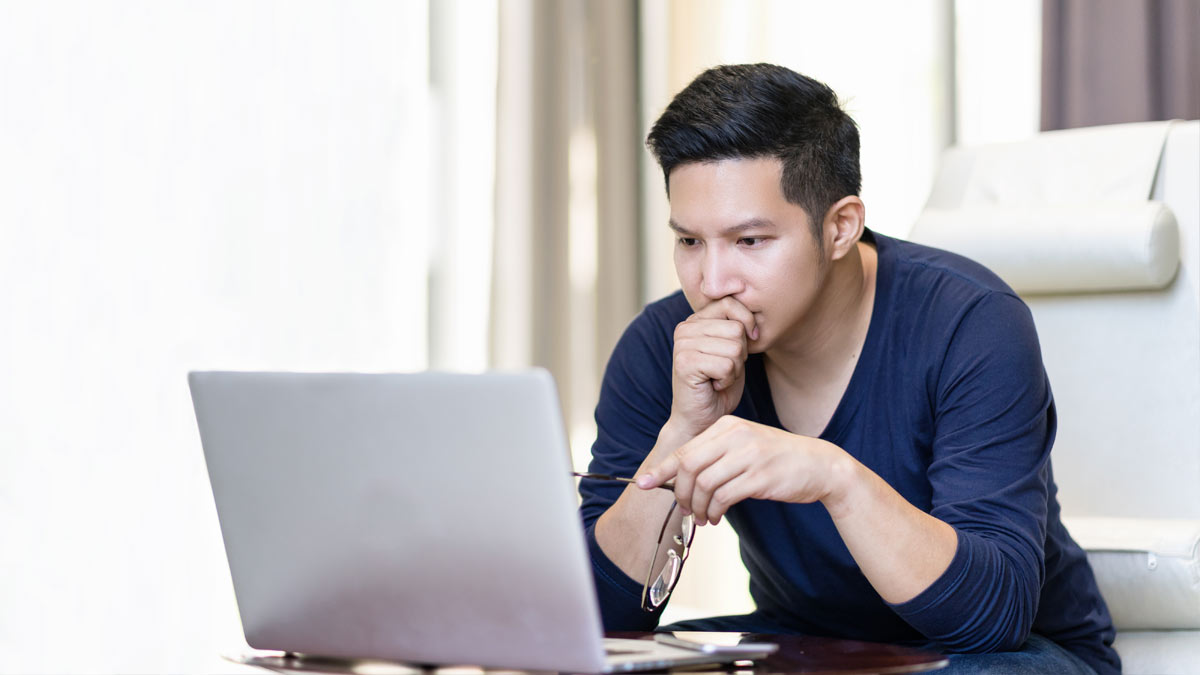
[636,415,847,526]
[669,297,758,438]
[589,298,755,582]
[636,415,958,605]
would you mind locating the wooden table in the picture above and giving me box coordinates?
[609,632,946,674]
[231,632,947,675]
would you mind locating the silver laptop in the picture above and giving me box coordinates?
[189,370,776,673]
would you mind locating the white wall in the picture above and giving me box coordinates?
[0,2,435,672]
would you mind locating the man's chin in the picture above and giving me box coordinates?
[747,335,767,355]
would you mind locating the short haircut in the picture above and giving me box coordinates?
[646,64,861,241]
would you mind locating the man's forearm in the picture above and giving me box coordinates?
[823,453,958,605]
[593,420,695,582]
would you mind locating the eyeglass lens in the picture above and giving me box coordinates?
[645,510,695,608]
[571,471,696,611]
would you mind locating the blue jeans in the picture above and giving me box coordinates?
[659,614,1096,674]
[941,634,1095,674]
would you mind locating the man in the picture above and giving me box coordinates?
[578,64,1120,674]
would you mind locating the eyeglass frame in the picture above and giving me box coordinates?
[572,472,696,612]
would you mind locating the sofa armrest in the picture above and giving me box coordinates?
[1062,516,1200,630]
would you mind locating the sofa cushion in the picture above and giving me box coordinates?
[1062,516,1200,630]
[1111,630,1200,675]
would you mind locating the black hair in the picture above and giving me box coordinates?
[646,64,861,242]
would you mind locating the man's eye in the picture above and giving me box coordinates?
[739,237,764,246]
[678,237,699,247]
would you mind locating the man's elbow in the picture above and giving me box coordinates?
[939,572,1038,654]
[970,617,1034,654]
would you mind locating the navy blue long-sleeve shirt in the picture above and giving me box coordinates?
[579,230,1119,675]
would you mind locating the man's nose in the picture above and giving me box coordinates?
[699,248,743,300]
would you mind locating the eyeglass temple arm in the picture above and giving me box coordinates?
[572,472,675,492]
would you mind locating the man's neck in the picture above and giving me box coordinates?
[764,240,878,391]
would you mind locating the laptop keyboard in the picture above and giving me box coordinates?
[605,647,647,656]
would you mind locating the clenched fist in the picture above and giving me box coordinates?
[669,296,758,438]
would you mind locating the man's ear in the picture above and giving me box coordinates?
[822,196,866,261]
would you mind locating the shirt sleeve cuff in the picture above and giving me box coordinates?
[887,528,1034,653]
[585,522,664,631]
[888,527,972,621]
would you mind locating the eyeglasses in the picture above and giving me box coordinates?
[573,472,696,612]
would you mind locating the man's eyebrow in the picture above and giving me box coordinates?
[668,218,778,237]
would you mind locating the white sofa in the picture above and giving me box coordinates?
[910,120,1200,674]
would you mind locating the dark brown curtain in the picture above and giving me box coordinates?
[1042,0,1200,131]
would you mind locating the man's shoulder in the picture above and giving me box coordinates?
[873,231,1040,369]
[600,292,688,403]
[877,231,1021,311]
[625,290,692,340]
[608,290,690,363]
[642,289,692,321]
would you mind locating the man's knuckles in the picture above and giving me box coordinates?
[695,472,722,494]
[674,338,743,362]
[712,414,744,432]
[676,353,735,381]
[674,445,718,477]
[672,349,708,372]
[676,319,745,343]
[709,486,734,512]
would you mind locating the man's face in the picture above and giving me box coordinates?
[668,156,826,353]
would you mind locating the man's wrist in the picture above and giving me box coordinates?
[818,443,866,520]
[658,415,705,447]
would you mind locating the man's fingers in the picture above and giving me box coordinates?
[676,317,748,343]
[688,297,758,341]
[637,452,679,489]
[655,438,709,512]
[705,472,758,524]
[673,334,746,362]
[645,417,769,525]
[688,456,750,526]
[663,424,741,518]
[673,351,745,391]
[673,327,750,391]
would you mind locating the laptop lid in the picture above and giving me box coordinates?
[190,370,610,672]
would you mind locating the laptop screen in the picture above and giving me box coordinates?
[190,370,609,672]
